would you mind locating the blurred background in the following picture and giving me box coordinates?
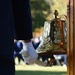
[30,0,67,37]
[15,0,67,75]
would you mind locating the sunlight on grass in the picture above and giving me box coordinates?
[15,58,67,75]
[15,64,67,75]
[15,64,67,72]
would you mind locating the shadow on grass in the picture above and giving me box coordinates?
[15,70,67,75]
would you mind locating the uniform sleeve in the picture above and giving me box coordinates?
[12,0,33,40]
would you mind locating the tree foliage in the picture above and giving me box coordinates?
[30,0,51,31]
[30,0,67,32]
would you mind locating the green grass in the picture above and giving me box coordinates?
[15,64,67,75]
[15,58,67,75]
[16,70,67,75]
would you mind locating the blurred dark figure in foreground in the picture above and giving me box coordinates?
[0,0,38,75]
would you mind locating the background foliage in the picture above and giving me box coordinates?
[30,0,67,36]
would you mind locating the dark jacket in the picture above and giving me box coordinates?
[0,0,32,61]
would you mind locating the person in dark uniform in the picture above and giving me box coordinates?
[0,0,38,75]
[14,40,24,64]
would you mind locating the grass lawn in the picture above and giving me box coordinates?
[15,63,67,75]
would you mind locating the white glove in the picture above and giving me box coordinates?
[19,41,38,64]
